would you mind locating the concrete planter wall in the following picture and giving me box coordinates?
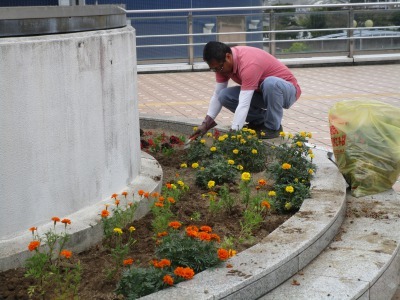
[0,27,140,240]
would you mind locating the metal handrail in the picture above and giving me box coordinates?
[123,2,400,64]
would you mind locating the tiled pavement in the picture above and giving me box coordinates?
[137,63,400,192]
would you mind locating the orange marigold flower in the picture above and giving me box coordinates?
[151,192,159,198]
[255,186,261,190]
[28,240,40,251]
[138,190,145,196]
[157,231,168,237]
[29,227,37,232]
[258,179,267,186]
[143,192,150,198]
[153,259,171,268]
[123,258,134,266]
[61,218,71,225]
[158,196,165,202]
[127,202,133,207]
[167,197,175,204]
[121,191,128,197]
[261,201,271,209]
[60,249,72,259]
[163,274,174,286]
[186,225,199,232]
[210,233,221,242]
[168,221,182,229]
[101,210,110,218]
[155,202,164,208]
[111,193,118,199]
[115,199,120,206]
[166,183,172,189]
[174,266,195,280]
[217,248,230,261]
[51,217,60,223]
[186,229,198,238]
[197,231,211,241]
[199,225,212,233]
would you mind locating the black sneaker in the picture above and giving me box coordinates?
[259,125,283,139]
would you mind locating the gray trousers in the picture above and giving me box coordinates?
[218,76,297,131]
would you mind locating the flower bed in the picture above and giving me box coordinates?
[0,128,316,299]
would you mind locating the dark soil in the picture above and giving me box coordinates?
[0,130,292,300]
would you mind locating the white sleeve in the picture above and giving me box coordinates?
[206,82,228,119]
[231,90,254,130]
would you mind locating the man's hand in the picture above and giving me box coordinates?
[189,115,217,139]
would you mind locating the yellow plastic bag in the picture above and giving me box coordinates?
[328,100,400,197]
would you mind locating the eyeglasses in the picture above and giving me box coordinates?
[210,62,224,72]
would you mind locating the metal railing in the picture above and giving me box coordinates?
[122,2,400,65]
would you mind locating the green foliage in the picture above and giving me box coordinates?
[151,200,175,234]
[186,139,208,163]
[116,266,169,299]
[101,200,138,239]
[239,207,264,242]
[283,42,310,53]
[195,156,238,189]
[218,184,237,214]
[24,221,81,299]
[266,131,316,213]
[155,230,221,273]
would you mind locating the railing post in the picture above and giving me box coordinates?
[188,12,194,66]
[269,10,276,56]
[348,7,354,58]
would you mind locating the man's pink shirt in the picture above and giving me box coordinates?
[216,46,301,99]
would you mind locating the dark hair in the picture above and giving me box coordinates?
[203,41,232,63]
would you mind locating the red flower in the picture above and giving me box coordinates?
[60,249,72,259]
[168,221,182,229]
[163,274,174,286]
[28,240,40,251]
[217,248,229,261]
[123,258,134,266]
[101,210,110,218]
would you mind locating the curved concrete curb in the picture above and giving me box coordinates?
[139,116,347,300]
[0,152,162,272]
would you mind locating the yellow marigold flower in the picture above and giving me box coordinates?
[233,149,239,154]
[237,165,244,171]
[180,163,187,168]
[200,139,206,144]
[294,178,299,182]
[260,132,266,136]
[208,180,215,189]
[285,186,294,193]
[218,136,225,142]
[300,131,307,137]
[308,169,314,174]
[210,146,217,152]
[309,153,315,159]
[307,132,313,138]
[282,163,291,170]
[241,172,251,181]
[177,180,184,187]
[171,183,177,189]
[231,135,236,139]
[296,141,303,147]
[193,126,198,132]
[285,202,292,210]
[200,167,205,171]
[240,139,246,144]
[206,132,212,137]
[129,226,136,232]
[192,162,199,169]
[113,228,123,235]
[228,160,235,165]
[242,128,248,132]
[288,133,294,139]
[228,249,237,257]
[252,149,258,154]
[279,131,286,137]
[249,129,256,135]
[268,191,276,197]
[308,149,313,154]
[236,134,242,139]
[223,134,228,139]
